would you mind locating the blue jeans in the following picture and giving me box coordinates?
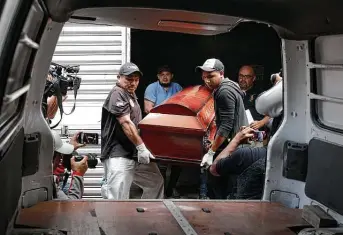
[59,180,70,194]
[199,168,208,197]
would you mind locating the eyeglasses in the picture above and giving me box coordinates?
[239,74,254,79]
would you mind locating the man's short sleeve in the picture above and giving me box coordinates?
[175,83,183,92]
[144,83,157,103]
[107,89,130,117]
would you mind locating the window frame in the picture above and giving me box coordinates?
[309,38,343,134]
[0,0,47,130]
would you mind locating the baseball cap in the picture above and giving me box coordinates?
[52,131,74,155]
[119,62,143,76]
[157,65,172,74]
[196,58,224,72]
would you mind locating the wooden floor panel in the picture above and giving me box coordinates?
[176,201,308,235]
[16,200,309,235]
[16,201,183,235]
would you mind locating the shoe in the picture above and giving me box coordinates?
[198,195,209,200]
[167,188,181,199]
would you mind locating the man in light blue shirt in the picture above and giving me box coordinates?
[144,65,182,114]
[144,65,182,198]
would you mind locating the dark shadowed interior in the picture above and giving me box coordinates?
[129,22,281,190]
[131,22,282,114]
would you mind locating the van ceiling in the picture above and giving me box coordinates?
[70,8,244,36]
[44,0,343,39]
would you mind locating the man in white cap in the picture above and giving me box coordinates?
[52,131,88,199]
[196,58,248,199]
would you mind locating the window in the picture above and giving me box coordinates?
[0,1,45,130]
[311,35,343,132]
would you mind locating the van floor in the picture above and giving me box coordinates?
[130,165,202,199]
[15,200,309,235]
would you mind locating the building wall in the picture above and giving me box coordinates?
[51,22,130,198]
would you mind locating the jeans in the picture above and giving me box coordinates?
[59,181,70,194]
[199,168,208,197]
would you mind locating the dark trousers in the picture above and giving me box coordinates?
[207,172,237,199]
[158,163,182,197]
[213,146,267,199]
[205,151,237,199]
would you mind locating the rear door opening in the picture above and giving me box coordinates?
[1,1,343,234]
[49,21,282,199]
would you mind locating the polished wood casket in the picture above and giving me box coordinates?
[138,85,216,164]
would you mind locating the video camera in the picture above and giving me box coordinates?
[42,62,82,129]
[45,62,81,97]
[62,153,98,171]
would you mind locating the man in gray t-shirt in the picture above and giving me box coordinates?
[100,62,164,200]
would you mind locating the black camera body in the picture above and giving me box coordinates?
[42,62,82,126]
[62,153,98,171]
[74,153,98,168]
[45,63,81,97]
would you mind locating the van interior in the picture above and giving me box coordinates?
[1,0,343,234]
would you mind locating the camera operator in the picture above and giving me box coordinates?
[45,73,68,119]
[42,63,81,128]
[52,131,88,199]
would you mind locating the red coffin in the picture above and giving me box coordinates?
[138,85,216,164]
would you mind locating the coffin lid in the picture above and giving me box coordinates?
[140,85,215,131]
[151,85,213,117]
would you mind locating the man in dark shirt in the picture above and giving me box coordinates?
[100,62,164,200]
[209,126,267,199]
[196,58,248,199]
[238,65,271,130]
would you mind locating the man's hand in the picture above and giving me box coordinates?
[204,140,212,152]
[250,120,265,130]
[136,143,155,164]
[70,132,86,150]
[234,126,255,144]
[71,156,88,176]
[250,116,271,130]
[144,99,155,114]
[200,149,215,168]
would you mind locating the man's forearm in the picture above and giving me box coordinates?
[262,116,271,125]
[144,100,155,114]
[211,135,226,152]
[210,138,240,176]
[213,138,241,164]
[47,96,58,119]
[121,120,143,146]
[67,175,84,199]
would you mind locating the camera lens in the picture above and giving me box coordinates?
[74,154,98,168]
[85,153,98,168]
